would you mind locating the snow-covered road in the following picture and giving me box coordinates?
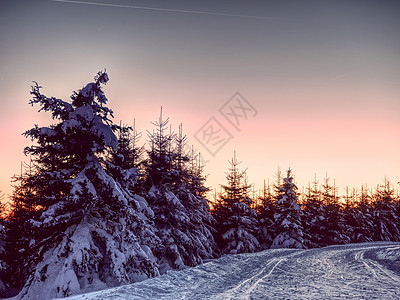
[64,242,400,300]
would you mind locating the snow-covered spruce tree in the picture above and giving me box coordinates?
[342,187,373,243]
[271,168,306,249]
[0,227,5,296]
[212,152,260,254]
[108,120,144,171]
[144,112,216,272]
[108,124,133,169]
[6,72,159,300]
[170,125,217,263]
[0,192,7,295]
[318,176,349,246]
[186,145,209,197]
[5,160,42,295]
[353,186,375,242]
[370,178,400,241]
[302,177,325,248]
[106,121,145,194]
[257,180,275,250]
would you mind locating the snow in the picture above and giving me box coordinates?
[132,194,154,218]
[165,191,184,209]
[14,223,105,300]
[70,105,95,123]
[80,83,96,99]
[60,103,118,150]
[69,170,97,202]
[91,115,118,150]
[271,232,304,249]
[61,242,400,300]
[61,119,80,133]
[376,246,400,261]
[40,127,56,137]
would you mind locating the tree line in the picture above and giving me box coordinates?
[0,71,398,299]
[213,158,400,253]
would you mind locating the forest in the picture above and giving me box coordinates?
[0,71,399,299]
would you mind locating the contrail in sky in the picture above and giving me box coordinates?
[332,72,351,81]
[51,0,294,21]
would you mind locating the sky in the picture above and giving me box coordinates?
[0,0,399,202]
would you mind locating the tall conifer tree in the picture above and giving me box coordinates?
[213,152,260,254]
[5,72,160,299]
[271,168,306,249]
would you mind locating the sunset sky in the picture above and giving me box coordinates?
[0,0,399,201]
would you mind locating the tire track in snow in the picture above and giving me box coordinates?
[355,249,378,277]
[354,247,400,283]
[63,243,400,300]
[239,258,285,299]
[214,257,286,300]
[369,259,400,283]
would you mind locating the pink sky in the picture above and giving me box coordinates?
[1,0,399,202]
[0,72,399,202]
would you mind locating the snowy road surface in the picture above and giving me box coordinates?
[64,242,400,300]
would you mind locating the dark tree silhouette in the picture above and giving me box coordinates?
[257,180,275,249]
[213,152,260,254]
[302,176,324,248]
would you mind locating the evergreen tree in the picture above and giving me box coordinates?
[371,177,400,241]
[170,126,217,263]
[108,124,132,169]
[354,186,374,242]
[321,174,335,206]
[0,191,7,295]
[144,107,175,188]
[129,119,146,170]
[271,168,306,249]
[359,184,372,206]
[0,225,5,296]
[273,167,283,200]
[5,160,40,293]
[319,175,349,246]
[302,176,325,248]
[342,186,372,243]
[106,121,145,194]
[108,120,144,171]
[186,146,209,197]
[257,180,275,249]
[5,72,160,300]
[144,111,216,272]
[212,152,260,254]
